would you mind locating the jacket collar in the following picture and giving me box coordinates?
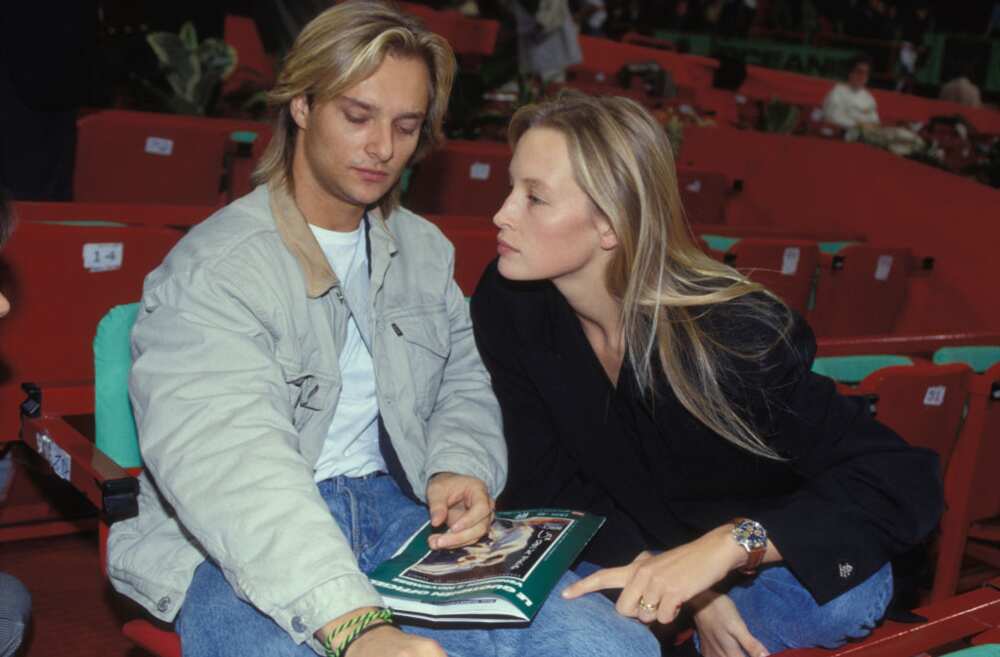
[268,180,398,298]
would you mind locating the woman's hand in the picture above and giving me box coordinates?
[561,526,747,624]
[691,590,768,657]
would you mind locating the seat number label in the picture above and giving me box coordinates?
[83,243,124,272]
[35,431,71,482]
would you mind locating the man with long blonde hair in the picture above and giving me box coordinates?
[107,3,658,657]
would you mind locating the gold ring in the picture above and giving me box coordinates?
[637,596,659,613]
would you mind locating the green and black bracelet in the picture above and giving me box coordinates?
[322,608,394,657]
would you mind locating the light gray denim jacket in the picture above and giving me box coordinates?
[107,183,506,654]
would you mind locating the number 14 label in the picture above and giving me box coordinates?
[83,243,124,272]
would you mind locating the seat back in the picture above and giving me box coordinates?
[74,110,270,205]
[0,222,180,438]
[809,244,912,337]
[426,216,497,295]
[15,201,217,229]
[677,169,734,225]
[726,239,819,314]
[94,304,142,468]
[405,140,511,217]
[855,363,972,474]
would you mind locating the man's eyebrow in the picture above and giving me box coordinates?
[340,96,425,120]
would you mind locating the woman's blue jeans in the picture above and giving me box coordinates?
[176,473,660,657]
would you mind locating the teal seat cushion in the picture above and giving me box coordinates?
[811,354,914,385]
[817,240,858,254]
[94,303,141,468]
[933,345,1000,374]
[939,645,1000,657]
[700,234,740,252]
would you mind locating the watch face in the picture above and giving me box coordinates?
[733,519,767,550]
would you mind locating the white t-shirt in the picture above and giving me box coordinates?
[822,83,880,129]
[309,222,386,481]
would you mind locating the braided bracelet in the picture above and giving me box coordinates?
[322,608,394,657]
[333,619,394,657]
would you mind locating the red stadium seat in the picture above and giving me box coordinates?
[725,238,819,315]
[0,222,182,439]
[932,361,1000,601]
[14,201,217,229]
[677,169,739,225]
[852,362,971,474]
[405,141,511,217]
[426,215,497,295]
[398,3,499,55]
[73,110,271,205]
[808,245,912,337]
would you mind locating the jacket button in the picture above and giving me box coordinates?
[156,596,171,613]
[292,616,308,633]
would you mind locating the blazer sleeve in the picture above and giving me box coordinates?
[719,305,944,603]
[470,263,602,510]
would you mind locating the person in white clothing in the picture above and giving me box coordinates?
[822,55,880,129]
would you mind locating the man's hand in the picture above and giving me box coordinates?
[345,625,447,657]
[425,472,495,550]
[691,590,769,657]
[316,609,447,657]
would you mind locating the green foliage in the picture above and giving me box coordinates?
[144,22,237,115]
[761,98,800,134]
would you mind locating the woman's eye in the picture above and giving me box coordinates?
[528,194,545,206]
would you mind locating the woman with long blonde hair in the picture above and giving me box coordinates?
[470,91,942,655]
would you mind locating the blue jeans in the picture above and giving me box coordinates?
[176,473,659,657]
[0,572,30,657]
[696,562,894,654]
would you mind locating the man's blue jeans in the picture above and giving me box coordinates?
[176,473,660,657]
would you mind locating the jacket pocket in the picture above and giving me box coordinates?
[386,304,451,417]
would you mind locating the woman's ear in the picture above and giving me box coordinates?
[290,95,311,131]
[596,214,619,251]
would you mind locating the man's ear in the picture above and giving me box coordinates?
[290,95,311,131]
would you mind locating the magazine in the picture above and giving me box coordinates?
[369,509,604,627]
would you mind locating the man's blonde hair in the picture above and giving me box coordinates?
[253,0,456,216]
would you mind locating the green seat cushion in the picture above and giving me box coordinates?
[94,303,141,468]
[700,234,740,252]
[811,354,914,384]
[939,645,1000,657]
[229,130,258,144]
[818,240,858,254]
[933,345,1000,374]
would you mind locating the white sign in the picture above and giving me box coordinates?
[83,242,124,272]
[36,431,71,482]
[685,180,702,193]
[923,385,946,406]
[781,247,800,275]
[874,255,893,281]
[469,162,491,181]
[144,136,174,156]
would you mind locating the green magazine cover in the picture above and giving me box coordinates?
[369,509,604,627]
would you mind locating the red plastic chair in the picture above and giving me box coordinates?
[73,110,271,205]
[0,222,182,439]
[426,215,497,295]
[808,245,912,337]
[676,168,739,225]
[397,3,499,56]
[931,361,1000,601]
[849,362,971,475]
[405,140,511,217]
[725,238,819,315]
[14,201,218,228]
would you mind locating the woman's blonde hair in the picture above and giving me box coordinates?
[509,91,791,459]
[253,0,456,217]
